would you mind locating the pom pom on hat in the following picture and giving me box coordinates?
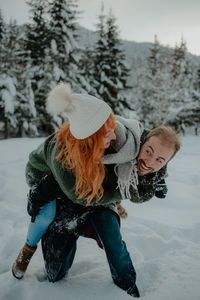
[46,82,74,114]
[46,82,112,140]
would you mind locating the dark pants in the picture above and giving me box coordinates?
[55,209,139,296]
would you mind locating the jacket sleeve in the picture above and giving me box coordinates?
[27,173,63,218]
[129,167,168,203]
[129,183,156,203]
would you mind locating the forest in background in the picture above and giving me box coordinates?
[0,0,200,139]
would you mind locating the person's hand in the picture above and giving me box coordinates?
[155,179,168,199]
[116,202,128,218]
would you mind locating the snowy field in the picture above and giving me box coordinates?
[0,135,200,300]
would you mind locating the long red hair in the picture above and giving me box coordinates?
[56,113,115,205]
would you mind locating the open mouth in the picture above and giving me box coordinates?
[139,160,152,172]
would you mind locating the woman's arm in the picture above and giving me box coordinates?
[27,173,62,221]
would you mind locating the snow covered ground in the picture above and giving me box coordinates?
[0,135,200,300]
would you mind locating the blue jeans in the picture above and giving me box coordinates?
[55,209,137,294]
[26,200,56,246]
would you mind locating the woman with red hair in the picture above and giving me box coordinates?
[12,83,140,298]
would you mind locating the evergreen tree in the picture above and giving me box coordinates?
[0,77,16,138]
[0,19,38,138]
[94,8,131,114]
[171,38,187,79]
[0,9,5,41]
[39,46,65,133]
[147,35,162,76]
[168,38,194,132]
[195,67,200,91]
[105,10,131,114]
[170,38,192,108]
[0,10,5,73]
[78,46,98,95]
[25,0,55,135]
[136,36,171,127]
[48,0,82,90]
[93,6,108,97]
[0,20,18,138]
[15,53,38,137]
[25,0,49,65]
[134,37,198,132]
[189,66,200,135]
[171,39,193,94]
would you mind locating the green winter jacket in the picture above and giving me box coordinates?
[26,133,121,206]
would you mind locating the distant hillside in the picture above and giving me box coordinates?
[77,26,200,66]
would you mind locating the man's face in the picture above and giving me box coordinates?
[137,135,175,176]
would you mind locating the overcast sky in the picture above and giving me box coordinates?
[0,0,200,56]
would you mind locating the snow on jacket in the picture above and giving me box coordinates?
[41,196,120,282]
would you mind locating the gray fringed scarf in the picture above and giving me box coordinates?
[102,116,144,199]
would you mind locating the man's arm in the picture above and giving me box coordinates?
[129,170,168,203]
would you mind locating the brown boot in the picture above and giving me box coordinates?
[12,243,37,279]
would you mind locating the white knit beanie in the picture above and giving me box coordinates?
[46,83,112,139]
